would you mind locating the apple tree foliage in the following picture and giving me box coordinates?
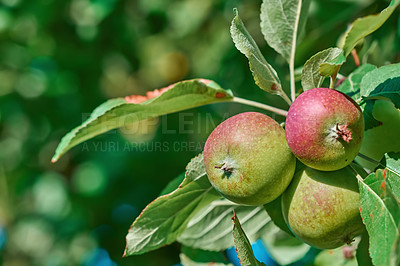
[53,0,400,265]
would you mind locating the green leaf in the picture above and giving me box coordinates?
[356,233,373,266]
[260,0,310,63]
[185,153,206,183]
[318,49,346,78]
[180,246,233,266]
[385,152,400,173]
[301,47,343,91]
[362,100,382,130]
[356,101,400,170]
[340,0,400,57]
[365,77,400,109]
[260,225,310,265]
[159,172,185,196]
[232,213,266,266]
[160,153,205,196]
[52,79,233,162]
[314,246,357,266]
[180,253,233,266]
[264,196,294,236]
[391,231,400,266]
[358,169,400,266]
[363,77,400,109]
[385,152,400,200]
[364,170,400,224]
[177,199,272,251]
[337,64,377,101]
[230,9,288,102]
[360,64,400,103]
[124,155,221,256]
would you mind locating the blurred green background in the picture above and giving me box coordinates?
[0,0,398,265]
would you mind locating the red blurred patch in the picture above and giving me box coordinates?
[125,87,170,104]
[124,79,212,104]
[216,92,226,98]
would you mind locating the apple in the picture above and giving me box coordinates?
[203,112,296,206]
[285,88,364,171]
[281,165,365,249]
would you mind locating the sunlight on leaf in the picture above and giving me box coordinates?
[52,79,233,162]
[178,199,272,251]
[301,47,343,91]
[124,155,221,256]
[340,0,400,57]
[318,50,346,79]
[230,9,290,104]
[260,0,310,63]
[358,169,400,266]
[360,64,400,107]
[337,64,376,101]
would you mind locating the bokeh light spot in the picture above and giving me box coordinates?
[0,9,12,32]
[10,218,54,258]
[72,162,107,196]
[69,232,98,263]
[0,69,17,96]
[0,0,21,7]
[32,172,70,219]
[15,70,47,98]
[11,15,37,42]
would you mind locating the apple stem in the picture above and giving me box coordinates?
[289,60,296,102]
[280,92,292,106]
[329,72,338,89]
[349,164,364,183]
[356,153,400,177]
[233,97,288,117]
[336,124,352,143]
[356,153,381,165]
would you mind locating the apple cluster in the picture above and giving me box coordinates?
[203,87,365,249]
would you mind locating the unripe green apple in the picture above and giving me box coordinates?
[285,88,364,171]
[282,166,365,249]
[203,112,296,206]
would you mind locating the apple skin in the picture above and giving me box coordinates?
[285,88,364,171]
[281,166,365,249]
[203,112,296,206]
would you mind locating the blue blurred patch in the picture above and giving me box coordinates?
[0,226,6,250]
[226,239,278,266]
[83,248,116,266]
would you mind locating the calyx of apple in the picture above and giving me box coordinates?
[203,112,296,206]
[285,88,364,171]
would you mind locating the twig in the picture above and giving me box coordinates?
[351,49,360,67]
[233,97,288,117]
